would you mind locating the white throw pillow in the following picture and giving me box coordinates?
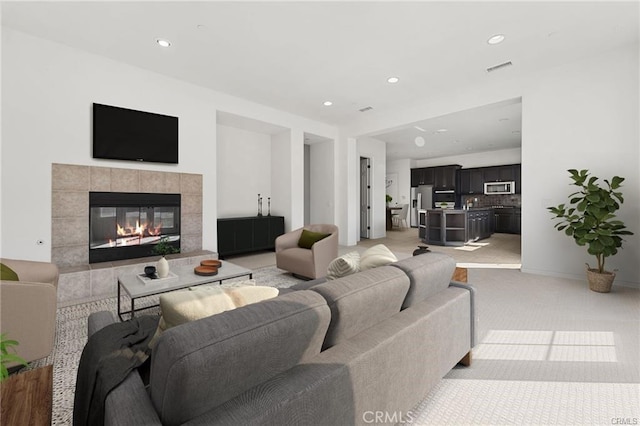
[359,244,398,271]
[149,284,279,348]
[326,251,361,280]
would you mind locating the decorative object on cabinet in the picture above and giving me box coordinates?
[257,194,263,216]
[548,169,633,293]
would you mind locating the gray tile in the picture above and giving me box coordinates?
[140,170,180,193]
[181,193,202,215]
[181,214,202,235]
[57,270,91,303]
[110,168,140,192]
[52,217,88,247]
[181,234,202,254]
[52,164,89,191]
[52,191,88,218]
[91,268,116,298]
[52,245,88,268]
[180,173,203,194]
[90,166,111,191]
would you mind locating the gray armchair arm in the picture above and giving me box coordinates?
[310,231,339,277]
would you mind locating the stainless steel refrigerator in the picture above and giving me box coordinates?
[410,185,433,227]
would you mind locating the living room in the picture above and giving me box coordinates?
[1,2,639,425]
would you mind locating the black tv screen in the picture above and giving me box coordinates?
[93,103,178,164]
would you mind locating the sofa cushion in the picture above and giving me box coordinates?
[326,251,360,280]
[389,253,456,309]
[149,284,279,348]
[149,290,331,426]
[359,244,398,271]
[298,229,330,249]
[310,266,410,349]
[0,263,19,281]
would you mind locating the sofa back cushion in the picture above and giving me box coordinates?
[310,266,410,349]
[149,290,330,426]
[389,253,456,309]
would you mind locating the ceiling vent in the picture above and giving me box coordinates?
[359,106,374,112]
[486,61,513,73]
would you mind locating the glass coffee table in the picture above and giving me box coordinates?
[117,262,253,321]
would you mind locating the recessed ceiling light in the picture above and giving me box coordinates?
[436,128,448,133]
[387,77,400,84]
[415,136,425,147]
[414,126,426,132]
[487,34,505,45]
[323,101,333,106]
[156,38,171,48]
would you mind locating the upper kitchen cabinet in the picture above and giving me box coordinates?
[514,164,521,193]
[458,168,484,195]
[433,165,461,190]
[410,167,435,187]
[483,165,515,182]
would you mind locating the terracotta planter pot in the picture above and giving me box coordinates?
[586,267,615,293]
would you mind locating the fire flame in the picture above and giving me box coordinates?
[116,220,162,238]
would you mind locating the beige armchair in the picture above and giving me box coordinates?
[0,258,59,366]
[275,224,339,279]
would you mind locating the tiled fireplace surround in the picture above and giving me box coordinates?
[52,163,215,305]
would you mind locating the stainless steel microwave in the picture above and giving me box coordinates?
[484,181,515,195]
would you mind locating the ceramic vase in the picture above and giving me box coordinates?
[157,256,170,278]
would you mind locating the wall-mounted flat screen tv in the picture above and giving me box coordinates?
[93,103,178,164]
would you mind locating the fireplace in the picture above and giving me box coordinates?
[89,192,181,263]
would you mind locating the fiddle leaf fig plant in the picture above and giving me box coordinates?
[548,169,633,274]
[1,333,28,381]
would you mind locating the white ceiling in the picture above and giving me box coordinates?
[2,1,638,159]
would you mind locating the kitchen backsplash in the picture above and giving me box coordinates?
[462,194,521,208]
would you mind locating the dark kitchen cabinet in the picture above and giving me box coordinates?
[217,216,285,257]
[410,168,435,187]
[514,208,522,234]
[433,165,460,190]
[458,169,484,194]
[493,208,515,234]
[483,165,515,182]
[514,165,522,193]
[467,208,492,242]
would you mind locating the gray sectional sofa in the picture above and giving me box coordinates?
[87,252,476,425]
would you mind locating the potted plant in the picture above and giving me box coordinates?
[152,237,180,278]
[386,194,392,207]
[1,333,27,381]
[548,169,634,293]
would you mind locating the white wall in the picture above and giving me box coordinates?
[340,43,639,287]
[216,125,271,217]
[357,137,387,239]
[386,158,412,209]
[521,44,639,286]
[309,141,335,226]
[414,148,522,169]
[1,28,338,260]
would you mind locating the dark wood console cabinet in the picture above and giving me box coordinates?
[217,216,285,257]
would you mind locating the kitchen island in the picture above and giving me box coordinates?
[422,208,492,246]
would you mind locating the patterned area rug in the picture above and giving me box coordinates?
[25,265,303,426]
